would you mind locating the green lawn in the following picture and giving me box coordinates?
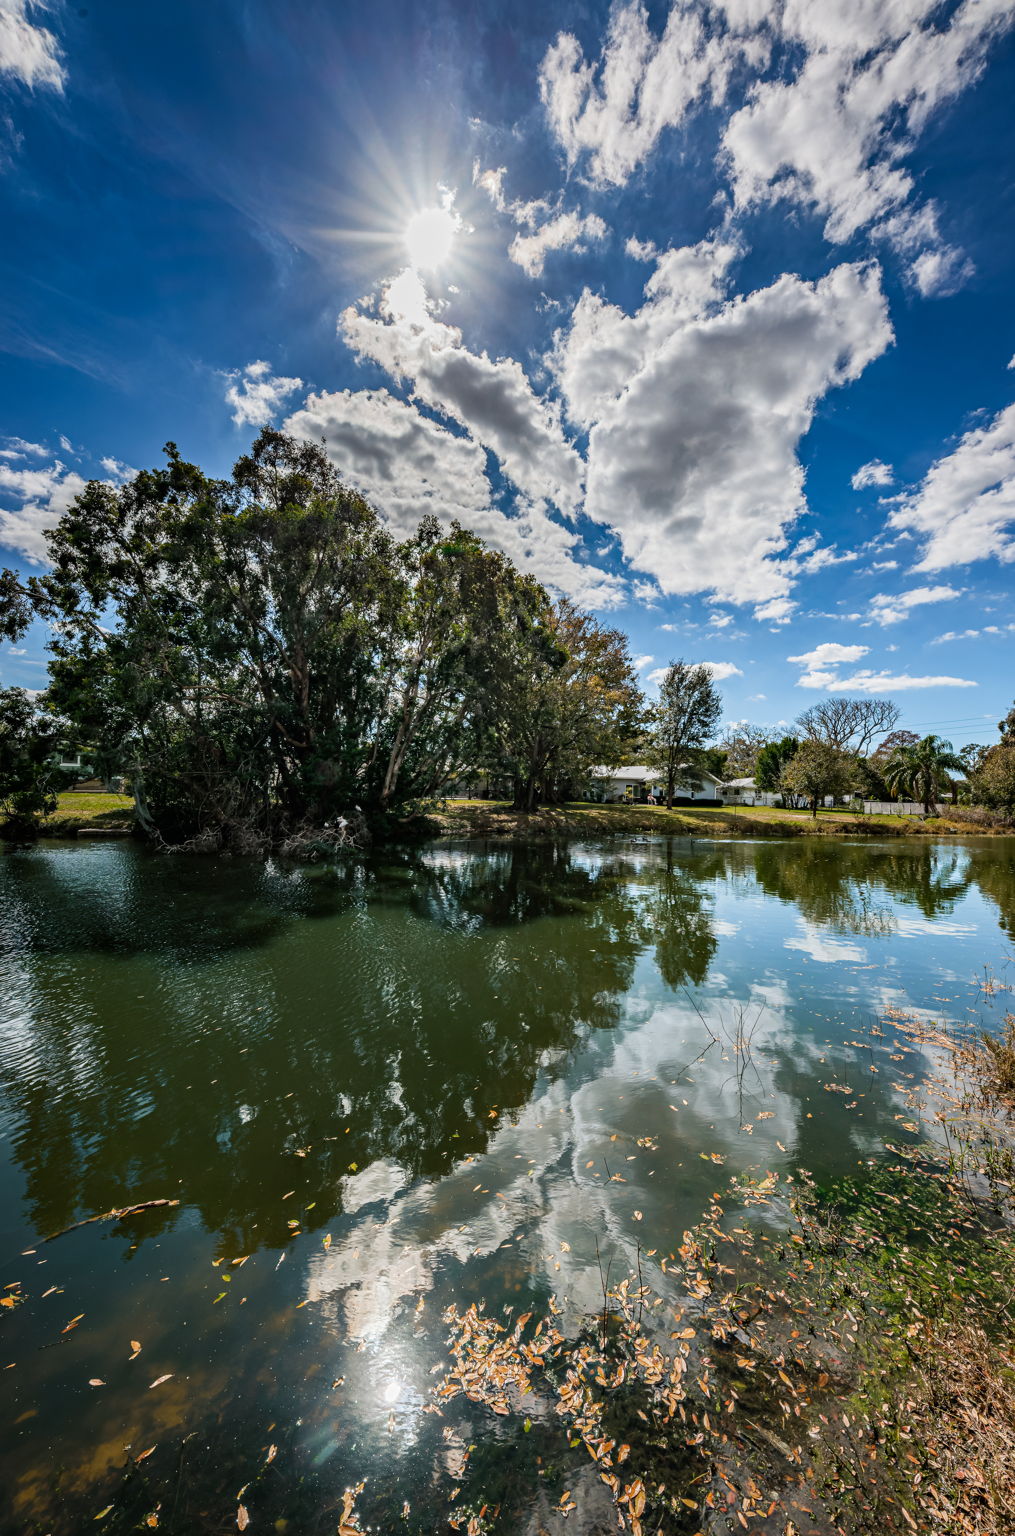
[43,791,135,835]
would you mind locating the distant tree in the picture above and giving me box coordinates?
[698,746,728,779]
[780,740,858,818]
[648,662,723,809]
[795,696,901,755]
[959,742,990,778]
[754,736,799,801]
[717,724,778,778]
[0,688,65,831]
[882,735,965,815]
[974,742,1015,816]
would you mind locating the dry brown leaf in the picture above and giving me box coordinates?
[237,1505,250,1531]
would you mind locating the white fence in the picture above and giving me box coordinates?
[857,800,941,817]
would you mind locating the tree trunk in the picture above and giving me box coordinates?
[811,794,818,818]
[666,767,675,810]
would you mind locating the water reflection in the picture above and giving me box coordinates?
[1,835,1014,1534]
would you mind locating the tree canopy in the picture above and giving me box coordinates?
[0,431,643,845]
[648,661,722,809]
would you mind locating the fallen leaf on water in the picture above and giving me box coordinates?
[136,1446,156,1463]
[148,1374,173,1390]
[265,1444,277,1464]
[322,1234,332,1250]
[632,1211,643,1221]
[237,1505,250,1530]
[88,1378,105,1387]
[62,1314,85,1333]
[94,1507,114,1521]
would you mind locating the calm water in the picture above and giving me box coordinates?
[0,835,1013,1533]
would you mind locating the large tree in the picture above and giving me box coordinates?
[648,661,723,809]
[493,598,644,812]
[780,740,857,818]
[795,696,901,755]
[1,431,547,846]
[881,734,965,815]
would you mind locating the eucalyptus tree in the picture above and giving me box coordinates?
[493,598,645,812]
[881,734,965,815]
[0,430,547,846]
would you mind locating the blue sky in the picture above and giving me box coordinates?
[1,0,1013,749]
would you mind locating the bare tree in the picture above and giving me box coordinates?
[717,724,779,777]
[795,696,901,756]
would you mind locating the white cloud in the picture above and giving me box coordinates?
[284,387,624,609]
[472,162,507,211]
[0,436,47,460]
[646,658,742,686]
[560,252,892,606]
[868,584,962,625]
[828,669,977,691]
[723,0,1013,248]
[869,559,898,572]
[852,458,894,489]
[753,596,797,625]
[788,640,870,689]
[224,359,304,428]
[0,458,87,562]
[341,270,584,518]
[888,402,1015,571]
[0,0,65,90]
[633,654,654,670]
[708,611,733,628]
[874,201,974,297]
[508,209,608,279]
[538,1,760,188]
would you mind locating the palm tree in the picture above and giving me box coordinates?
[882,734,965,815]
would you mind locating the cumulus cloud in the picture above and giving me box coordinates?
[472,162,507,210]
[341,269,585,517]
[888,402,1015,571]
[284,386,623,609]
[852,458,894,489]
[561,251,891,606]
[0,458,87,562]
[0,0,65,90]
[538,1,759,187]
[224,360,304,428]
[788,640,870,688]
[723,0,1013,250]
[508,209,609,279]
[538,0,1010,300]
[868,584,963,625]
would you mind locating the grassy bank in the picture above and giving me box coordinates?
[431,798,999,841]
[13,793,1007,847]
[38,790,135,837]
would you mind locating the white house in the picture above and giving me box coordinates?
[587,765,722,803]
[719,776,781,807]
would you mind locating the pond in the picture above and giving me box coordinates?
[0,835,1013,1534]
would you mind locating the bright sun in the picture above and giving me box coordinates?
[404,205,457,270]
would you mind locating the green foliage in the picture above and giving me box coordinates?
[754,734,798,796]
[0,430,552,847]
[881,734,965,814]
[648,660,722,808]
[780,739,858,816]
[974,740,1015,817]
[0,687,65,831]
[490,598,645,811]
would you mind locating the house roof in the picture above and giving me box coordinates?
[590,764,722,783]
[720,777,757,788]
